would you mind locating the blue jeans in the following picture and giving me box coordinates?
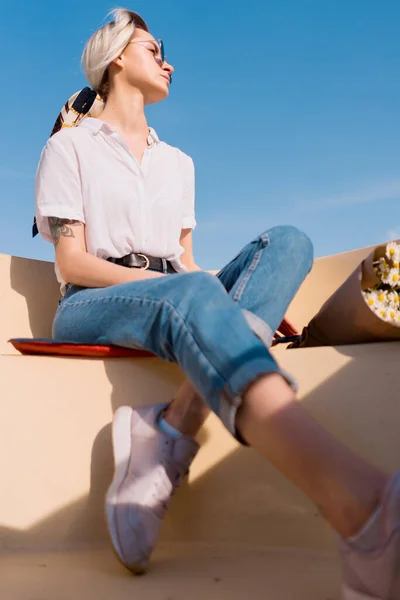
[53,226,313,438]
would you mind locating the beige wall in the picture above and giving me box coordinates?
[1,248,399,599]
[0,248,399,554]
[0,254,60,354]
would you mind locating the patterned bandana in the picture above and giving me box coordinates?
[32,87,104,237]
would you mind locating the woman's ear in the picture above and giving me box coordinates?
[112,53,124,68]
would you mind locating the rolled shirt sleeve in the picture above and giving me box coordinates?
[35,131,85,243]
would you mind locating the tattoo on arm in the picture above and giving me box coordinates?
[48,217,82,246]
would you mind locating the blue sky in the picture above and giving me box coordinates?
[0,0,399,270]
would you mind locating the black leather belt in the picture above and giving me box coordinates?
[107,252,177,274]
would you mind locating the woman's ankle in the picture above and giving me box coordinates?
[164,386,210,437]
[324,472,390,538]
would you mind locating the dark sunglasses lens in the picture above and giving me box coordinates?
[159,40,165,63]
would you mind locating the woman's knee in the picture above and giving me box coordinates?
[265,225,314,268]
[170,271,227,313]
[178,270,224,295]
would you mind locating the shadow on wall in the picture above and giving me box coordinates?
[9,255,60,339]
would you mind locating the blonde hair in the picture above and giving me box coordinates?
[81,8,149,102]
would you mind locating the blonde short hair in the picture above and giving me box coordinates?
[81,8,149,102]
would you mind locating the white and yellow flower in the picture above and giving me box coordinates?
[385,268,400,287]
[363,290,386,315]
[377,290,387,303]
[377,307,389,321]
[376,257,390,281]
[364,241,400,326]
[387,291,400,305]
[386,241,400,263]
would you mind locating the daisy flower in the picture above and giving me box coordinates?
[385,268,400,287]
[364,241,400,326]
[386,241,400,263]
[377,290,387,303]
[377,307,389,321]
[363,290,378,311]
[376,257,390,281]
[387,291,400,305]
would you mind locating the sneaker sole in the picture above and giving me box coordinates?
[105,405,148,575]
[343,585,384,600]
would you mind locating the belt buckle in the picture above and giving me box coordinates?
[136,253,150,270]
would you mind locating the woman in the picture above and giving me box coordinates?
[35,8,399,598]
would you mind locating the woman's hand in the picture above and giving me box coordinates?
[179,228,202,271]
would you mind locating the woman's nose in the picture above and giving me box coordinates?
[163,61,174,74]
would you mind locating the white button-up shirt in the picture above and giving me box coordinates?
[35,117,196,290]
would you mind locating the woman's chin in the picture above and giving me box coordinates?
[145,86,170,105]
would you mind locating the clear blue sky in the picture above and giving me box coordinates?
[1,0,399,270]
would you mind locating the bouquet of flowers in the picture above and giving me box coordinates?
[291,240,400,347]
[362,241,400,325]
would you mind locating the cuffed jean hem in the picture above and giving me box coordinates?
[219,356,298,443]
[242,308,274,347]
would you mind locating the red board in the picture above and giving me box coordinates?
[275,318,299,338]
[8,338,153,359]
[9,319,298,358]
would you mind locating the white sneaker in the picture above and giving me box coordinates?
[340,471,400,599]
[106,403,199,574]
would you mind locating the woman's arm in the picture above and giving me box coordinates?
[51,218,165,287]
[179,228,201,272]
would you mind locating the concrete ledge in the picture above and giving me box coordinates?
[0,545,341,600]
[1,342,398,553]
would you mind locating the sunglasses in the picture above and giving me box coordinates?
[129,38,166,68]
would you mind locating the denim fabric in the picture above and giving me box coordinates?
[217,226,313,347]
[53,226,313,437]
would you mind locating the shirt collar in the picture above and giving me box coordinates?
[148,127,159,145]
[79,118,160,145]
